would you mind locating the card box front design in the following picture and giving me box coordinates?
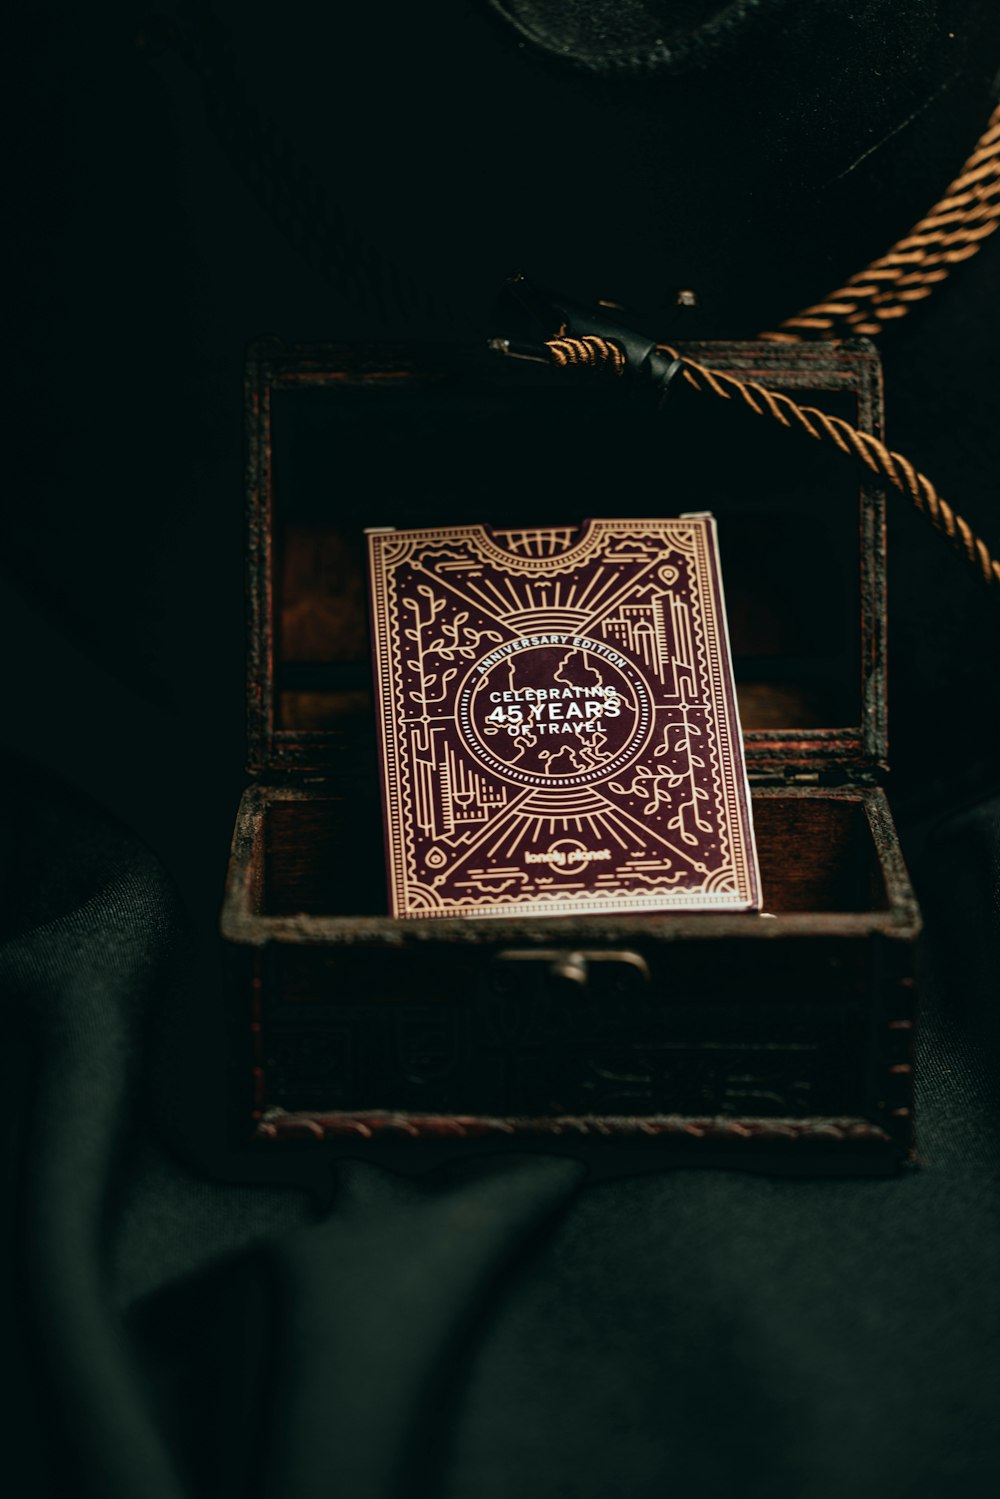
[368,518,759,918]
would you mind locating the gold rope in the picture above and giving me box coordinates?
[659,348,1000,585]
[539,103,1000,587]
[543,331,1000,585]
[548,334,627,373]
[761,105,1000,341]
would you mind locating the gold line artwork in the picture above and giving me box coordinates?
[367,519,760,919]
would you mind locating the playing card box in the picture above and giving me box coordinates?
[367,514,761,921]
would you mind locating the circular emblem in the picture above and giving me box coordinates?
[456,637,653,789]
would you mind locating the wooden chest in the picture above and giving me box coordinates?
[221,337,921,1171]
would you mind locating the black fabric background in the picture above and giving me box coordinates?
[5,3,1000,1495]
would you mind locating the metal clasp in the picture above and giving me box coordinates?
[491,947,650,994]
[488,273,689,402]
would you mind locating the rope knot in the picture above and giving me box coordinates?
[546,335,626,373]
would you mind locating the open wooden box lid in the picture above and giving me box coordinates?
[245,338,886,785]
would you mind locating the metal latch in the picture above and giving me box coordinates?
[491,948,650,994]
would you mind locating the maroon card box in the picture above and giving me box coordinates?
[367,517,760,918]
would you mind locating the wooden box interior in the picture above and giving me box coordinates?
[271,379,863,736]
[234,339,894,932]
[249,340,886,791]
[259,791,891,920]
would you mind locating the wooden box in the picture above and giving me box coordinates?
[221,338,921,1171]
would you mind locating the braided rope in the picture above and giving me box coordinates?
[538,102,1000,588]
[661,349,1000,585]
[542,333,999,585]
[548,334,627,373]
[762,104,1000,341]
